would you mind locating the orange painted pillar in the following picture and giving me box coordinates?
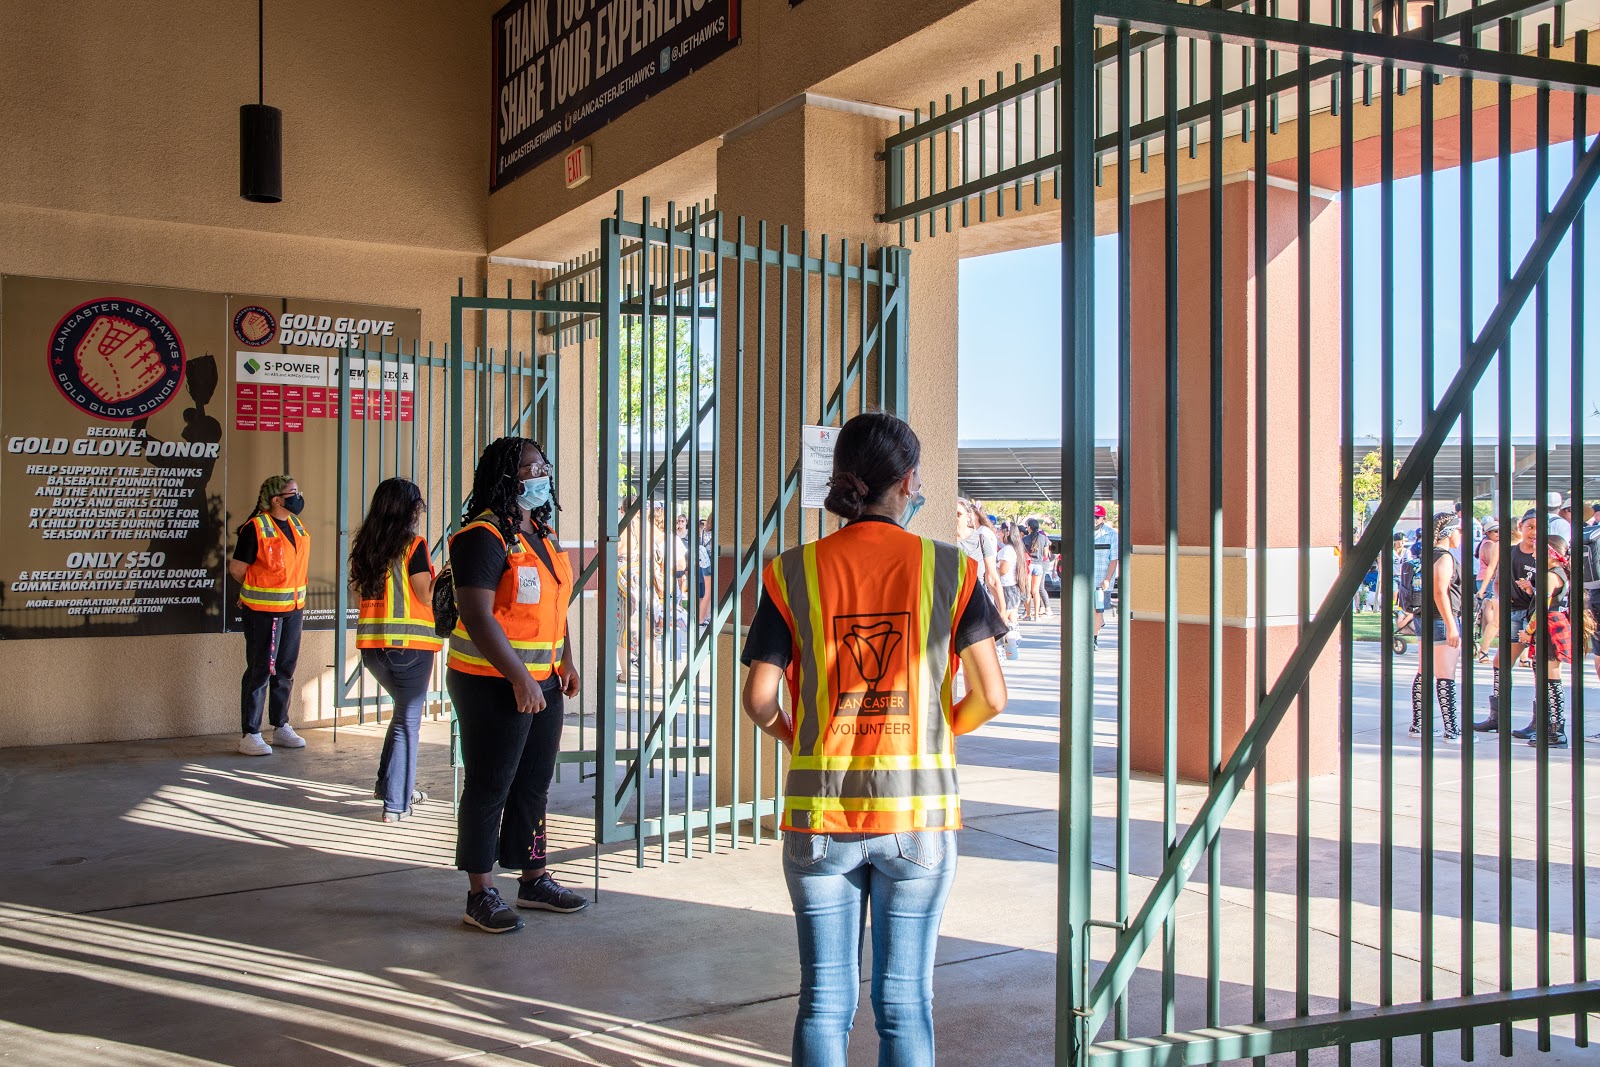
[1124,179,1343,786]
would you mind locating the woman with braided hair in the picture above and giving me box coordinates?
[447,436,587,933]
[229,474,311,756]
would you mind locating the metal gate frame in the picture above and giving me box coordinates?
[1052,2,1600,1064]
[396,197,911,861]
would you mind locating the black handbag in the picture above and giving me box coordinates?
[432,565,458,638]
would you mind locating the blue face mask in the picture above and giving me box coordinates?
[518,476,551,512]
[898,491,926,528]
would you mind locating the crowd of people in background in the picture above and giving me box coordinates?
[1371,493,1600,749]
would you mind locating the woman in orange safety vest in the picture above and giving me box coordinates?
[229,474,311,757]
[448,436,587,934]
[350,477,440,823]
[740,411,1009,1065]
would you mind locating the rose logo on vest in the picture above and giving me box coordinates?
[834,615,910,718]
[49,298,186,421]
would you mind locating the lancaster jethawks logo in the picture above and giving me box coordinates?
[233,305,277,347]
[49,298,186,421]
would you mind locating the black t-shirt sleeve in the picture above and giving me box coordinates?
[451,526,509,591]
[407,538,431,577]
[740,590,795,669]
[232,523,258,565]
[954,585,1009,652]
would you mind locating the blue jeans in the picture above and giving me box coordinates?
[363,648,434,814]
[783,830,957,1067]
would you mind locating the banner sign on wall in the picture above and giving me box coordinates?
[0,275,419,640]
[491,0,742,191]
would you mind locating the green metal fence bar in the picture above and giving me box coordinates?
[1204,34,1224,1036]
[1114,24,1134,1044]
[1570,31,1591,1051]
[1417,29,1438,1067]
[1059,0,1097,1062]
[1378,54,1398,1067]
[1335,40,1356,1067]
[1294,44,1313,1067]
[1159,30,1179,1037]
[1250,38,1271,1067]
[1457,60,1478,1062]
[1495,22,1516,1056]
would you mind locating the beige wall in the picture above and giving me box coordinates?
[0,0,489,746]
[0,0,1001,747]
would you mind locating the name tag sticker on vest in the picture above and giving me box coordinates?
[516,565,542,605]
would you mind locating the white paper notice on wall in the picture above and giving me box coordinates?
[800,425,839,509]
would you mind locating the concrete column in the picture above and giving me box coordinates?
[710,98,960,819]
[1124,179,1342,785]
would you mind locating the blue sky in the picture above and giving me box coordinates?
[958,142,1600,443]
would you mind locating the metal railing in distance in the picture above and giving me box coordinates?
[331,336,455,731]
[1055,0,1599,1064]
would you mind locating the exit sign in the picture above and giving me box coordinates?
[564,145,592,190]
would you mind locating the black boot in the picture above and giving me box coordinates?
[1473,676,1503,732]
[1410,673,1425,737]
[1526,680,1568,748]
[1436,678,1460,741]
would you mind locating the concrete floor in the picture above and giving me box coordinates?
[0,620,1596,1065]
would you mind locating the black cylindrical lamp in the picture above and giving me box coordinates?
[239,103,282,203]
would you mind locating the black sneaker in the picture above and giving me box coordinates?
[516,872,589,913]
[463,886,524,933]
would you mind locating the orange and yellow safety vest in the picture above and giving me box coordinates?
[239,513,310,612]
[763,519,978,834]
[447,514,571,680]
[356,535,442,651]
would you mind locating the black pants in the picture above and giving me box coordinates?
[449,668,564,873]
[240,607,303,735]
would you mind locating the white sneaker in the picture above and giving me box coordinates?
[271,724,307,748]
[238,733,272,756]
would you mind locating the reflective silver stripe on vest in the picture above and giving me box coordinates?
[449,634,556,666]
[358,621,439,641]
[923,541,962,755]
[242,587,296,602]
[780,548,821,757]
[388,563,407,614]
[783,766,960,801]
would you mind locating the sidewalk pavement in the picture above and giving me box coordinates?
[0,617,1593,1064]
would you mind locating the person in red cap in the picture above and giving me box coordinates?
[1092,504,1119,650]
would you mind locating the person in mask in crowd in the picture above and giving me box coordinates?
[229,475,311,756]
[448,437,586,933]
[740,411,1007,1065]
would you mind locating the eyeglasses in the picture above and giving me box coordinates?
[526,461,552,477]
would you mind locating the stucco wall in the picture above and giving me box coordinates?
[0,0,489,746]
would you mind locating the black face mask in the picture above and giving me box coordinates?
[281,494,305,516]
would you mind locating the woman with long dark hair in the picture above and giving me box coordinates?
[740,411,1008,1064]
[350,477,439,822]
[448,436,586,933]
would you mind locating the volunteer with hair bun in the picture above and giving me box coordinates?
[740,410,1009,1066]
[229,474,310,756]
[448,436,586,935]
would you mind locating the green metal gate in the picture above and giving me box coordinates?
[1051,2,1599,1063]
[882,0,1597,1061]
[371,196,911,860]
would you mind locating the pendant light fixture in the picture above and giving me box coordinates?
[239,0,282,203]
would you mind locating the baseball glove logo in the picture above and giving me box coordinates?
[49,298,185,421]
[233,305,277,347]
